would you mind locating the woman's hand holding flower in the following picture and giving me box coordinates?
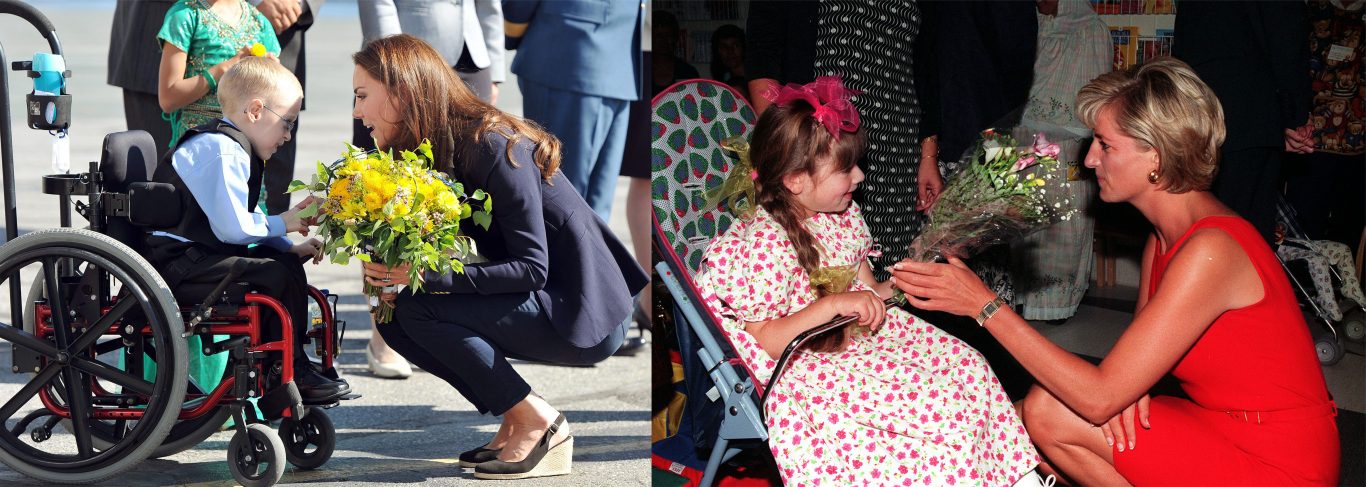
[889,256,998,318]
[362,261,414,303]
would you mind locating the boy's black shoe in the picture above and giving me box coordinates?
[296,365,351,404]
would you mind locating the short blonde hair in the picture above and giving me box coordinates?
[1075,56,1225,193]
[217,57,302,115]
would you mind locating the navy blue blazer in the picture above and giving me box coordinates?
[503,0,643,101]
[420,131,648,348]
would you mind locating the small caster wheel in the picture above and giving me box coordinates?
[1341,308,1365,342]
[279,406,336,470]
[1314,334,1344,366]
[228,423,286,487]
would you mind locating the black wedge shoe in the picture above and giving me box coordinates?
[473,414,572,480]
[458,445,501,468]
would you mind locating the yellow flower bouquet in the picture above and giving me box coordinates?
[289,140,491,322]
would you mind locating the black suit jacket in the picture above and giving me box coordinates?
[107,0,323,99]
[420,132,649,348]
[1173,0,1310,152]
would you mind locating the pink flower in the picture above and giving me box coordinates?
[1032,133,1061,158]
[1011,155,1037,172]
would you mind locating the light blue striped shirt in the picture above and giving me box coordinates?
[151,119,292,252]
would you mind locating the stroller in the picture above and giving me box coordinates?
[651,79,883,486]
[1274,198,1365,365]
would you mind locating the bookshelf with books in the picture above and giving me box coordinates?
[1094,0,1177,71]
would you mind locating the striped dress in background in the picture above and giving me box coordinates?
[814,0,923,280]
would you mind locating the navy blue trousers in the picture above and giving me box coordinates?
[518,78,631,221]
[379,291,626,416]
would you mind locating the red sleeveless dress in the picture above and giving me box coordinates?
[1112,216,1339,486]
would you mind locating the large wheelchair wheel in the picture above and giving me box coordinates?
[0,229,187,483]
[23,274,233,460]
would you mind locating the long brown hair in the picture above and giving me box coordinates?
[353,34,561,181]
[750,102,866,352]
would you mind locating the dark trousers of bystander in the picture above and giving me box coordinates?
[1284,151,1366,248]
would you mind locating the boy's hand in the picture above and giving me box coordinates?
[291,238,323,264]
[280,196,319,235]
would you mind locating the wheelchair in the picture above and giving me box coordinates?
[0,2,351,485]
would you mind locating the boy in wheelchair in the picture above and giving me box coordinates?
[143,57,351,405]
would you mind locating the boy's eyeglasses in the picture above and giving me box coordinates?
[259,105,296,133]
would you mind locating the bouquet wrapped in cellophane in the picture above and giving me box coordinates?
[289,140,491,322]
[906,128,1078,265]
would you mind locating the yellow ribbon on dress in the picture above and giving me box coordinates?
[702,136,758,221]
[809,263,858,295]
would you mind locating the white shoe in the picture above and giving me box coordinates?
[1012,470,1056,487]
[366,343,412,379]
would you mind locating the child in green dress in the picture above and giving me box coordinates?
[157,0,281,148]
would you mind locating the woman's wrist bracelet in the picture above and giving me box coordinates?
[975,296,1007,327]
[203,70,217,92]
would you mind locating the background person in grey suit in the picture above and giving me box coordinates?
[504,0,643,221]
[352,0,506,380]
[108,0,320,214]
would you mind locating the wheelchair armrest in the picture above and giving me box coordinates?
[759,296,902,421]
[126,182,180,228]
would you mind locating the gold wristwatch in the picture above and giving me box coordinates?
[975,296,1007,327]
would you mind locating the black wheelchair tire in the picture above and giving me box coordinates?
[279,406,335,470]
[0,229,187,483]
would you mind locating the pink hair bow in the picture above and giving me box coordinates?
[762,76,862,140]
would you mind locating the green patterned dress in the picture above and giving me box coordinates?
[158,0,280,148]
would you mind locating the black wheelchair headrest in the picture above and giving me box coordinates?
[99,130,158,192]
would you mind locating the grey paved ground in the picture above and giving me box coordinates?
[0,1,649,485]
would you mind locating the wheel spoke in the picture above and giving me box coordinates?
[68,297,137,354]
[0,363,61,424]
[62,366,94,458]
[0,324,58,359]
[41,258,72,350]
[70,357,154,396]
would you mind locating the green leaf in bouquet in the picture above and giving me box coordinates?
[472,211,492,230]
[285,179,310,194]
[296,201,319,219]
[331,252,351,265]
[343,228,358,247]
[471,189,486,200]
[418,140,434,161]
[483,194,493,213]
[354,253,370,263]
[316,160,334,180]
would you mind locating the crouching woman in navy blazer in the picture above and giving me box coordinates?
[352,34,647,480]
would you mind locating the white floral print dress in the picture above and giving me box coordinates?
[697,204,1038,485]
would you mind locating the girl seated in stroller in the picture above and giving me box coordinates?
[694,77,1043,486]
